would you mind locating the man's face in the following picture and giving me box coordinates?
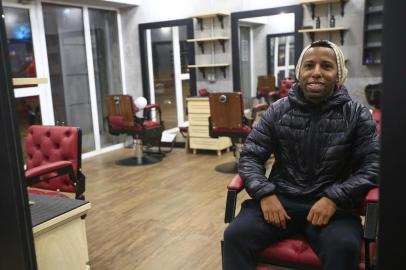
[298,46,338,103]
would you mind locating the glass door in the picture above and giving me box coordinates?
[145,26,191,130]
[88,8,123,148]
[42,3,124,154]
[239,25,252,108]
[42,4,96,152]
[3,4,51,156]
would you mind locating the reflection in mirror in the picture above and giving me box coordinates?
[267,34,295,86]
[238,13,294,108]
[231,6,303,109]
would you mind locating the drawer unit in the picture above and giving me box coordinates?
[189,125,210,137]
[189,113,210,126]
[186,97,232,155]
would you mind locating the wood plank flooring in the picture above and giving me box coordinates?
[83,147,250,270]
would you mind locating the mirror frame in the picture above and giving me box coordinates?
[231,5,303,92]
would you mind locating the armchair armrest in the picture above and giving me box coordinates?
[25,160,74,186]
[227,174,245,191]
[365,188,379,204]
[225,174,245,223]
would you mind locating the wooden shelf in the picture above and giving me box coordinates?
[192,12,229,30]
[187,37,229,42]
[188,64,229,68]
[298,26,348,33]
[300,0,348,19]
[13,77,48,86]
[299,27,348,44]
[187,37,229,53]
[191,12,229,19]
[363,0,384,65]
[188,64,229,78]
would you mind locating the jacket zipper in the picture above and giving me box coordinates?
[306,111,320,181]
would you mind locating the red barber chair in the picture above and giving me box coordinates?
[106,94,164,166]
[25,125,85,199]
[278,77,295,99]
[365,83,382,134]
[208,93,253,174]
[222,174,379,270]
[256,76,294,105]
[256,75,277,105]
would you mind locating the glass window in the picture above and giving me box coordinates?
[4,7,36,78]
[88,8,123,148]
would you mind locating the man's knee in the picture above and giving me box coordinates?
[224,222,245,245]
[323,235,360,256]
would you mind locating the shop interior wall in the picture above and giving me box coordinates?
[4,0,376,107]
[120,0,298,99]
[301,0,381,105]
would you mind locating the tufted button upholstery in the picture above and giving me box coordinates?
[25,125,79,193]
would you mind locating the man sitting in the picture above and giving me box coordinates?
[223,40,379,270]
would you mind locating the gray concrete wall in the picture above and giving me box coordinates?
[120,0,381,106]
[301,0,382,105]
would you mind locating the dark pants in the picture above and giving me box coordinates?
[223,196,363,270]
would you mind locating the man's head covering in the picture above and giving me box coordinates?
[295,40,348,86]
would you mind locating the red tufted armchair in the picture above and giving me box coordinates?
[222,174,379,270]
[25,125,85,199]
[106,94,164,166]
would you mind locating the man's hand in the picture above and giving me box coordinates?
[307,197,337,226]
[260,195,291,229]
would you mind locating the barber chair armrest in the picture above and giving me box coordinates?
[362,188,379,269]
[225,174,245,223]
[363,188,379,240]
[144,104,163,124]
[227,174,245,191]
[365,188,379,204]
[145,104,160,110]
[25,160,74,186]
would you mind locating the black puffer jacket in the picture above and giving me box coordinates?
[239,84,379,209]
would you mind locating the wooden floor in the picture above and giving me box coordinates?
[83,147,250,270]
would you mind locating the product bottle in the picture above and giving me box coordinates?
[330,15,336,28]
[316,16,321,29]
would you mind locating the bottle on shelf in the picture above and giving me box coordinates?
[315,16,321,29]
[330,15,336,28]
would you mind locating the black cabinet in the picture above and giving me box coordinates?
[363,0,384,65]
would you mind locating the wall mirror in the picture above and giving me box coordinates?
[231,5,303,107]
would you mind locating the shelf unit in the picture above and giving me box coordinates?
[299,0,348,19]
[362,0,384,65]
[192,12,229,30]
[299,26,348,44]
[189,12,230,79]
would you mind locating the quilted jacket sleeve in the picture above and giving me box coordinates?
[238,105,277,200]
[323,105,380,209]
